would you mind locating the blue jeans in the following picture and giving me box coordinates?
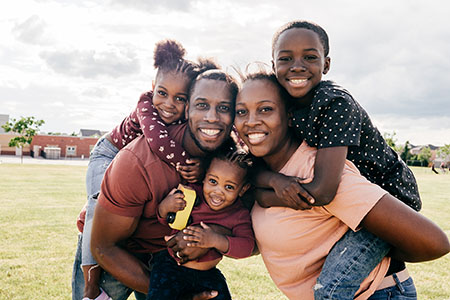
[82,135,119,266]
[314,228,391,299]
[72,234,147,300]
[368,277,417,300]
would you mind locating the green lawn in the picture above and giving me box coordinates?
[0,164,448,299]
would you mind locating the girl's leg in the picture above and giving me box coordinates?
[314,228,390,299]
[76,135,119,299]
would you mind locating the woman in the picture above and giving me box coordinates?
[233,72,449,300]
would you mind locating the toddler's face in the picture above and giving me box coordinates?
[203,158,249,211]
[152,70,190,124]
[272,28,330,102]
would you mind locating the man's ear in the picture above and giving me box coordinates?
[323,57,331,75]
[271,60,275,72]
[239,183,251,197]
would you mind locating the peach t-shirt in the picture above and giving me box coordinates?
[252,141,390,300]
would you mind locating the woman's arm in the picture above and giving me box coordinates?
[361,193,450,262]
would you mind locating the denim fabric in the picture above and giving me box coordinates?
[367,277,417,300]
[72,234,147,300]
[147,250,231,300]
[314,229,391,299]
[82,135,119,266]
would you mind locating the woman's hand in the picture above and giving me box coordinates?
[177,158,205,183]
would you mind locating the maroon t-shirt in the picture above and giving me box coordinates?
[98,124,186,253]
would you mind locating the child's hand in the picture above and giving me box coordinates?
[158,188,186,219]
[182,222,229,253]
[177,158,204,183]
[272,173,315,210]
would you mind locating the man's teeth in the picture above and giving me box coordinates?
[201,129,220,136]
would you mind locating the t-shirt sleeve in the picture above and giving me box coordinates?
[316,96,362,149]
[137,92,190,167]
[223,209,255,259]
[322,161,388,231]
[97,148,151,217]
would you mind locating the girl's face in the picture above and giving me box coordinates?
[203,158,249,211]
[272,28,330,102]
[235,79,291,160]
[152,70,190,124]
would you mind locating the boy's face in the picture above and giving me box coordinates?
[203,158,249,211]
[272,28,330,100]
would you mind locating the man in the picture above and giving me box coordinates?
[90,70,238,299]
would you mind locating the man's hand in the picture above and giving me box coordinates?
[271,173,314,210]
[166,230,209,264]
[179,290,218,300]
[177,158,204,183]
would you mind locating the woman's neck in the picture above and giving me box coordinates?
[263,135,301,172]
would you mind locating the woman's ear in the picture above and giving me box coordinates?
[152,80,155,90]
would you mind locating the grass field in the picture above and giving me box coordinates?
[0,164,448,299]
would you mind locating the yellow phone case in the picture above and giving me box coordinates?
[169,184,197,230]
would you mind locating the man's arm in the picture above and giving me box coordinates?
[91,204,150,293]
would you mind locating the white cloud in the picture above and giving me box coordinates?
[39,48,141,78]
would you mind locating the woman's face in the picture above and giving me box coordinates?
[235,79,290,158]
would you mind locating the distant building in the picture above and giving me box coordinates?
[30,134,99,159]
[79,129,107,137]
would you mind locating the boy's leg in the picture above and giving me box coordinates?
[314,228,390,299]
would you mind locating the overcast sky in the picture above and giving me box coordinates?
[1,0,449,146]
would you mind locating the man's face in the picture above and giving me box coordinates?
[186,78,234,152]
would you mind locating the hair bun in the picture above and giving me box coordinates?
[153,39,186,69]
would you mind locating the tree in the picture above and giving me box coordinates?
[437,144,450,163]
[383,131,402,152]
[400,141,411,163]
[417,146,432,166]
[1,116,45,163]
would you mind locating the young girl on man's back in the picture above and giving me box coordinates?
[74,40,211,300]
[260,20,422,299]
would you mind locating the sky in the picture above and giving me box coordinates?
[1,0,449,146]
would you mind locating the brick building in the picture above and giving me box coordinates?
[30,134,99,158]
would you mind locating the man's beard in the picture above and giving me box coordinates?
[187,126,216,154]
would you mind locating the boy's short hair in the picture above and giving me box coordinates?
[272,20,330,57]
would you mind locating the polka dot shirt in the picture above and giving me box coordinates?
[291,81,421,211]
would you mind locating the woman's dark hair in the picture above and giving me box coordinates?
[272,20,329,57]
[239,67,293,111]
